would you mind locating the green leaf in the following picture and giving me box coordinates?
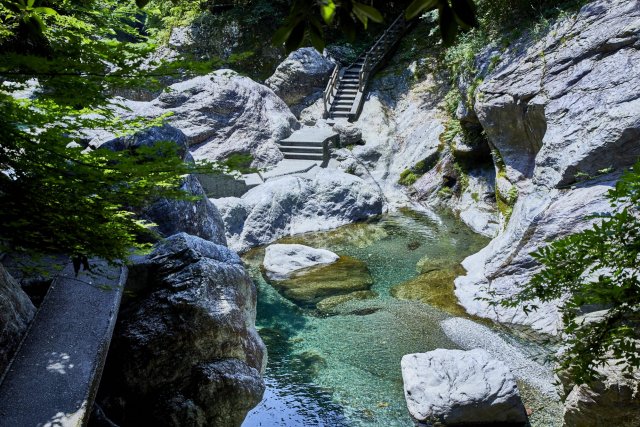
[34,6,57,16]
[135,0,150,9]
[308,24,325,52]
[285,21,305,52]
[439,2,458,46]
[320,0,336,24]
[352,2,383,23]
[405,0,439,20]
[272,22,295,46]
[451,0,478,30]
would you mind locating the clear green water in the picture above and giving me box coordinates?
[241,210,549,426]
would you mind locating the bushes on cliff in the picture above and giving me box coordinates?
[502,161,640,384]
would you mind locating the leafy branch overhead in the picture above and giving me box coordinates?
[272,0,478,52]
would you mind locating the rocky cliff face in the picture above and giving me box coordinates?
[454,0,640,335]
[98,233,266,427]
[0,263,36,376]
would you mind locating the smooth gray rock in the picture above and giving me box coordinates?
[263,244,339,280]
[455,0,640,333]
[456,177,616,334]
[107,71,299,167]
[401,349,528,426]
[476,0,640,189]
[100,125,227,245]
[143,174,228,245]
[215,169,384,253]
[266,47,335,116]
[0,263,36,375]
[333,121,363,146]
[99,233,266,427]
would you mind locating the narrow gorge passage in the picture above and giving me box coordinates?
[241,210,562,427]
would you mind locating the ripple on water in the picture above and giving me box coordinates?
[242,211,562,427]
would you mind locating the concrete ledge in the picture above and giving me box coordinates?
[0,260,126,427]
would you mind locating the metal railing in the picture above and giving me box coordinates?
[358,13,406,91]
[322,13,408,118]
[323,64,340,117]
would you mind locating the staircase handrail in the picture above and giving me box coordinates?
[323,64,340,117]
[358,13,406,91]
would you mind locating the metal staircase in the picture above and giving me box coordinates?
[323,13,410,122]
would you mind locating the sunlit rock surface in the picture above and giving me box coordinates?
[215,169,384,253]
[266,47,335,117]
[401,349,528,426]
[455,0,640,334]
[262,244,339,280]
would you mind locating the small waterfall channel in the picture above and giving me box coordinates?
[242,209,563,426]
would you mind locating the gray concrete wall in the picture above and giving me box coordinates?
[197,173,251,198]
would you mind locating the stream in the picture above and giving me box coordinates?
[242,209,562,426]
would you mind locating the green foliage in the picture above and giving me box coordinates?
[399,170,418,186]
[501,160,640,384]
[222,153,256,174]
[274,0,479,53]
[453,162,469,191]
[438,186,453,198]
[0,0,221,262]
[442,119,462,143]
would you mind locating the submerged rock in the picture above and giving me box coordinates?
[401,349,528,426]
[262,243,339,280]
[391,266,467,317]
[98,233,266,427]
[316,290,379,314]
[266,256,373,307]
[0,263,36,375]
[215,169,384,253]
[266,47,335,116]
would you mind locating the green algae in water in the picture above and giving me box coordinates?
[242,210,561,427]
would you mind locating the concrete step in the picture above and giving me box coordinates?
[278,145,323,154]
[283,153,324,161]
[278,140,323,147]
[331,106,350,112]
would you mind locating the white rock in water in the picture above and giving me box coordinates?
[401,348,528,426]
[263,244,339,280]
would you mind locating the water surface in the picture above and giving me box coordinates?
[242,210,559,426]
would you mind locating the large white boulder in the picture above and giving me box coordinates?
[401,348,528,426]
[266,47,335,116]
[214,169,384,253]
[262,244,339,280]
[105,70,299,167]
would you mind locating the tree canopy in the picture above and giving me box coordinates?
[0,0,219,262]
